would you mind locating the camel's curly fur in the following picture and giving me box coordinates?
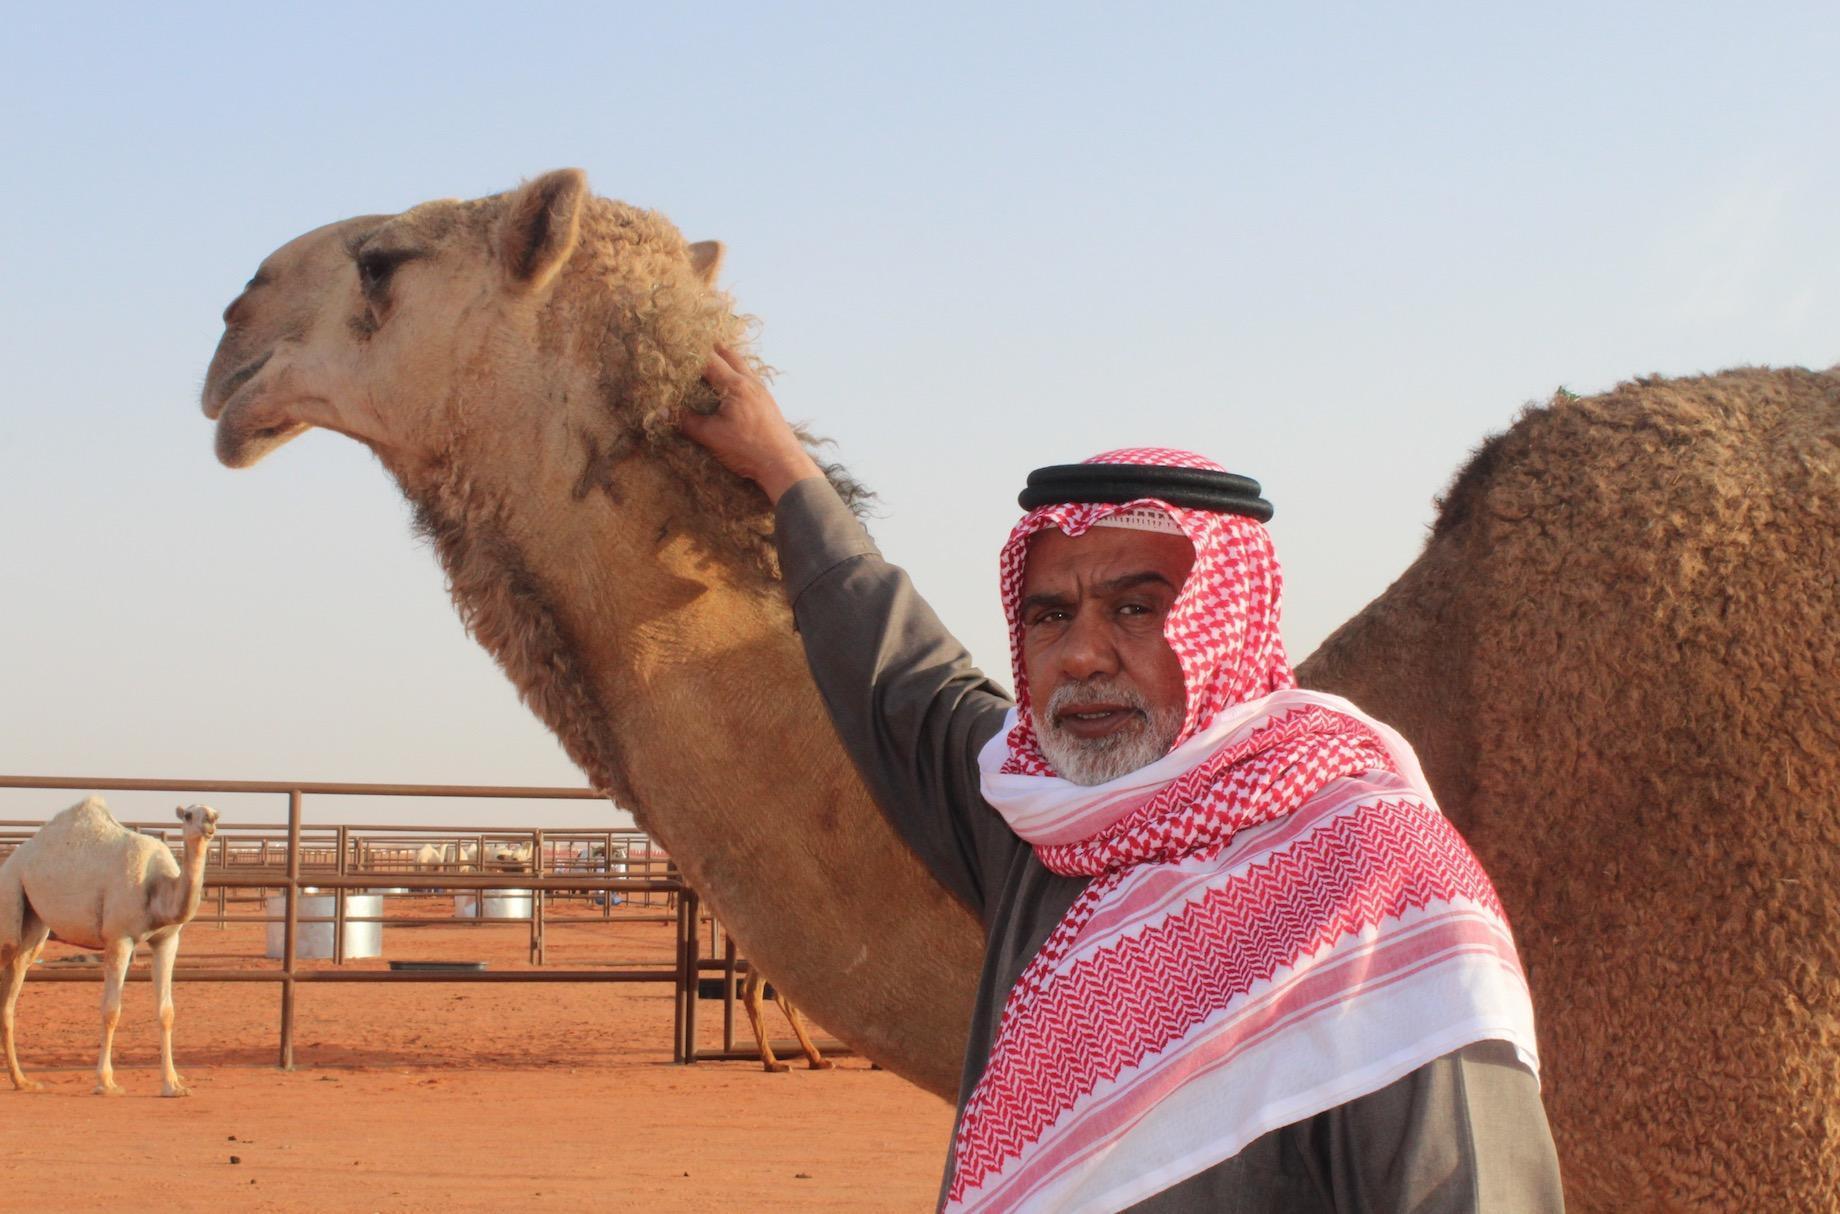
[1300,364,1840,1210]
[541,197,869,579]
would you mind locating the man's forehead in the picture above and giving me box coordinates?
[1021,526,1195,591]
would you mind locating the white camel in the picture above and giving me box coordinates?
[412,841,478,872]
[485,841,533,871]
[0,797,219,1096]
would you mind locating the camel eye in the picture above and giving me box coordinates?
[356,249,399,297]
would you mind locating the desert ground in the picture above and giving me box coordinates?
[0,895,954,1212]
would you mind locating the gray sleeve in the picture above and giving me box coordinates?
[774,477,1021,919]
[1312,1039,1565,1213]
[1134,1040,1565,1212]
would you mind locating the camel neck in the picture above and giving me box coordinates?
[153,835,210,928]
[390,427,985,1093]
[406,430,794,808]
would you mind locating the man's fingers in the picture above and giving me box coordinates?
[702,350,746,393]
[714,345,751,376]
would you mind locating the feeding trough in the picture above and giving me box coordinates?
[453,889,533,920]
[265,889,382,960]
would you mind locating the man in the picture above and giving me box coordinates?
[684,348,1564,1212]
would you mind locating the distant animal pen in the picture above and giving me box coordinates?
[0,774,800,1068]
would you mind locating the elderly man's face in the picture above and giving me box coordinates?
[1019,526,1193,785]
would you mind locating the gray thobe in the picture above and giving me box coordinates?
[775,478,1564,1213]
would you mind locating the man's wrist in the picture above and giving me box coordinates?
[758,453,827,505]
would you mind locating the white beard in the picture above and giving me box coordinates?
[1031,678,1184,787]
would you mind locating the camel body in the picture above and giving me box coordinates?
[414,841,479,872]
[1,797,219,1095]
[200,170,1840,1209]
[1300,368,1840,1209]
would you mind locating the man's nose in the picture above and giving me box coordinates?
[1058,608,1119,681]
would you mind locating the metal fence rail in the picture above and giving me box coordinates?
[0,774,742,1069]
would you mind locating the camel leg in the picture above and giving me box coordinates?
[151,932,188,1097]
[94,938,131,1095]
[2,914,50,1092]
[742,969,788,1072]
[776,991,834,1071]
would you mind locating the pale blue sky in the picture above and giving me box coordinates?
[2,3,1834,828]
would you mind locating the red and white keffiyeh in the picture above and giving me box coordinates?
[947,448,1538,1214]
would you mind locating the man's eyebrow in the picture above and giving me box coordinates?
[1019,589,1074,614]
[1019,572,1178,615]
[1095,571,1179,595]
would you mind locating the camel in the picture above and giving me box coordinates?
[577,841,628,907]
[1,797,220,1096]
[1298,369,1840,1210]
[484,842,533,872]
[412,841,477,872]
[200,170,1839,1209]
[740,966,831,1073]
[203,170,983,1097]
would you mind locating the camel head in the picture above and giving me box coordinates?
[487,841,533,871]
[175,804,219,841]
[202,168,733,495]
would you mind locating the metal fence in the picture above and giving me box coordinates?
[0,774,771,1068]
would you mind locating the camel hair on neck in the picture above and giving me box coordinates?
[1,797,220,1097]
[201,169,1840,1211]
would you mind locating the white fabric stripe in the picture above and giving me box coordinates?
[1090,506,1184,535]
[956,944,1538,1214]
[972,899,1528,1208]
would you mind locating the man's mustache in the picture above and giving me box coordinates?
[1040,678,1151,730]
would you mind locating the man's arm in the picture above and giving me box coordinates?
[777,479,1018,916]
[1312,1040,1564,1213]
[1133,1041,1565,1212]
[683,349,1020,917]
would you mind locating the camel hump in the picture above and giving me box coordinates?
[57,795,121,829]
[1432,365,1839,540]
[31,796,136,851]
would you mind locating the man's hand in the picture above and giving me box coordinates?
[681,346,825,505]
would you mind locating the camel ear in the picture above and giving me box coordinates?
[498,168,588,293]
[687,240,724,285]
[175,806,188,822]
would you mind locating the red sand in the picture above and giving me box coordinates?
[0,898,954,1211]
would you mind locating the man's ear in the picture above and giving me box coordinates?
[687,240,724,285]
[497,168,588,293]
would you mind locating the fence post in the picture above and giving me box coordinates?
[722,935,738,1053]
[531,828,545,965]
[279,788,302,1070]
[672,891,688,1062]
[673,887,703,1064]
[333,824,349,966]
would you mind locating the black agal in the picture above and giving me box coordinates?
[1019,463,1274,523]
